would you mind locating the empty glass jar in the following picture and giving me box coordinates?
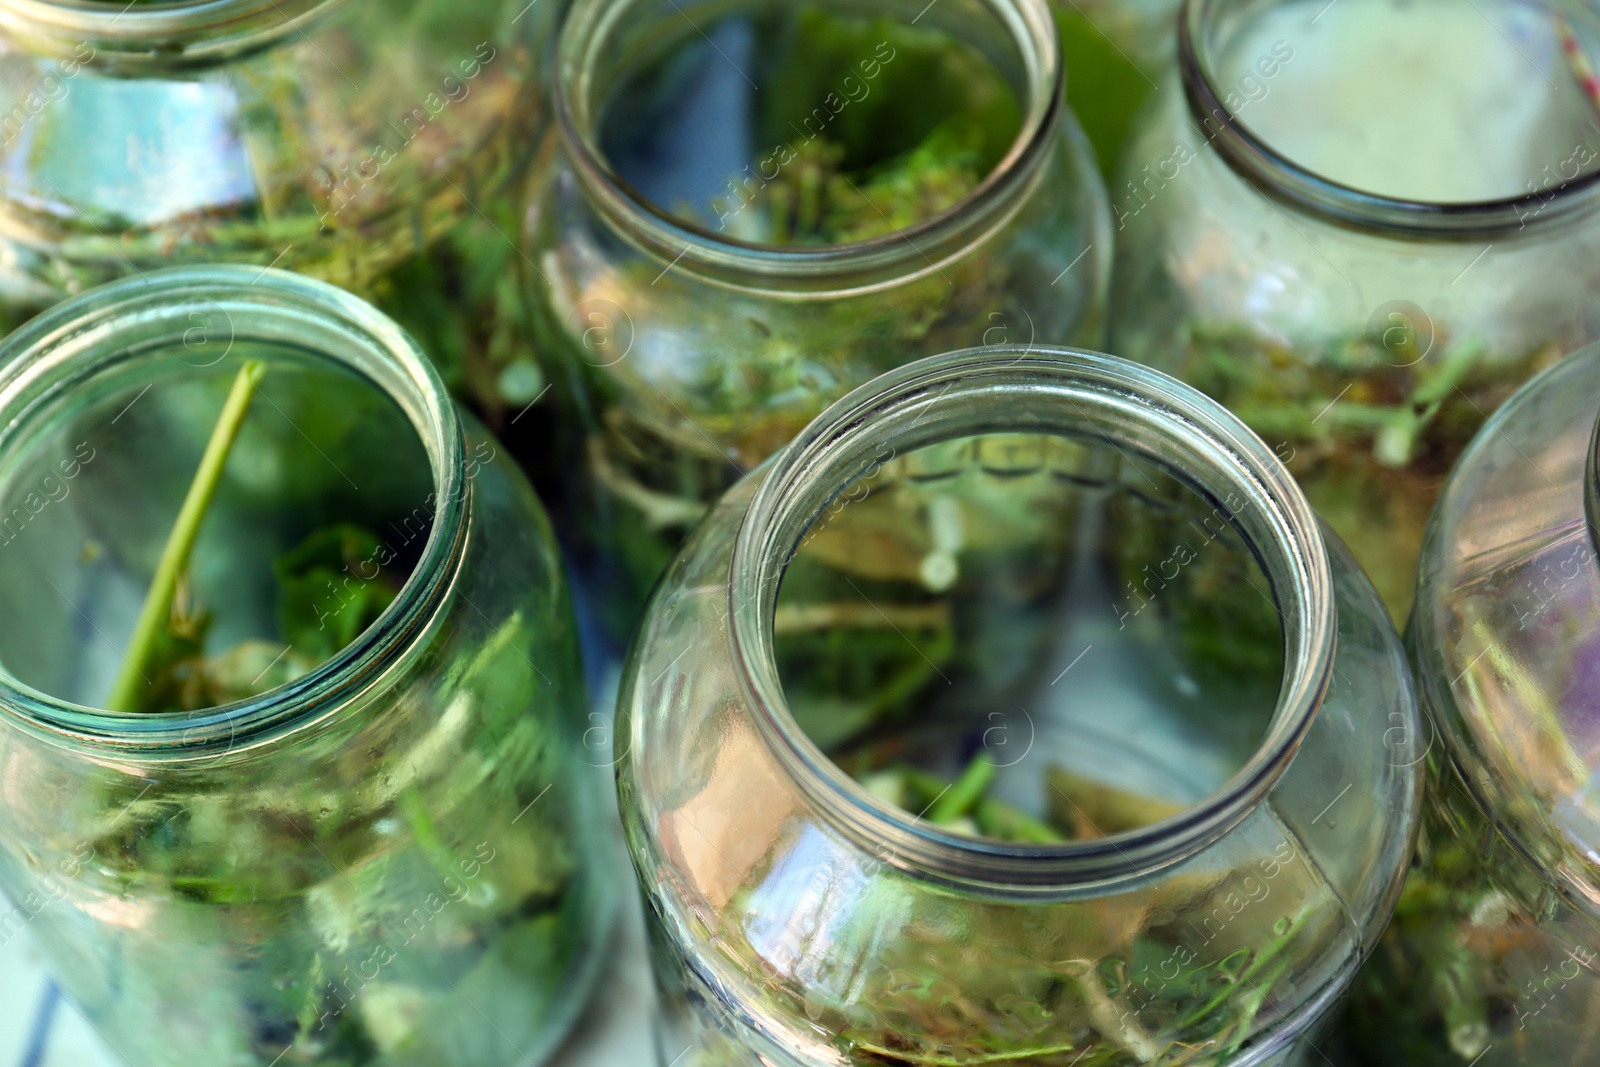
[1345,341,1600,1066]
[524,0,1110,639]
[0,0,556,420]
[616,346,1422,1066]
[0,267,612,1067]
[1111,0,1600,619]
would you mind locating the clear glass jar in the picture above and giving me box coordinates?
[0,267,612,1066]
[0,0,557,420]
[1109,0,1600,620]
[1344,342,1600,1066]
[524,0,1111,639]
[616,346,1422,1066]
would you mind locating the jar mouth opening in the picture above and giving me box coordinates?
[0,266,466,755]
[553,0,1062,281]
[1180,0,1600,236]
[727,346,1337,890]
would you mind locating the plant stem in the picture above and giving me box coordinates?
[929,752,996,824]
[105,361,266,713]
[899,764,1064,842]
[973,797,1064,844]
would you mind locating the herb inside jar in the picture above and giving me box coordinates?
[1343,765,1600,1067]
[3,0,545,424]
[103,363,410,713]
[1346,577,1600,1065]
[600,6,1023,243]
[548,3,1094,639]
[1176,322,1563,619]
[4,353,591,1066]
[757,434,1319,1066]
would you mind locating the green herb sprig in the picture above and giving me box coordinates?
[106,361,265,713]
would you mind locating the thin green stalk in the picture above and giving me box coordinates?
[105,361,266,712]
[898,764,1063,842]
[928,752,996,824]
[973,797,1065,844]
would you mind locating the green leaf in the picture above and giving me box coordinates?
[275,523,401,663]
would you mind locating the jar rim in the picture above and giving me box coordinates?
[0,0,333,62]
[0,265,467,757]
[1180,0,1600,237]
[726,345,1338,891]
[552,0,1063,289]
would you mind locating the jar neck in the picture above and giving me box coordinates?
[727,347,1338,892]
[0,266,467,758]
[1181,0,1600,237]
[0,0,337,66]
[553,0,1062,295]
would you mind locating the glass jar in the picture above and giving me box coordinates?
[1109,0,1600,620]
[0,267,612,1067]
[0,0,557,421]
[616,346,1422,1066]
[524,0,1111,640]
[1344,342,1600,1066]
